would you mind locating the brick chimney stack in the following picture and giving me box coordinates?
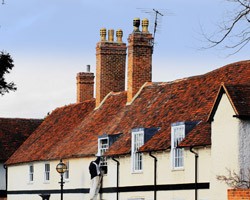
[76,65,95,103]
[127,18,153,103]
[96,28,127,107]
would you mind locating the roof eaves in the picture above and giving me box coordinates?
[139,146,170,153]
[207,84,225,122]
[233,115,250,120]
[207,83,239,122]
[223,85,241,116]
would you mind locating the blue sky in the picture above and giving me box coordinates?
[0,0,249,118]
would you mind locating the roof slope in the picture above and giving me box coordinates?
[0,118,42,161]
[6,60,250,165]
[6,101,95,164]
[225,84,250,117]
[208,83,250,121]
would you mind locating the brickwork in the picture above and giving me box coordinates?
[96,29,127,107]
[127,19,153,102]
[76,72,94,103]
[228,189,250,200]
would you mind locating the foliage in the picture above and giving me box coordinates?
[0,51,16,95]
[217,168,250,189]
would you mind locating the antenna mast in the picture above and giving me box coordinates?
[152,9,164,52]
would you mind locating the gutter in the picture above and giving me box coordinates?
[4,164,7,196]
[233,115,250,120]
[149,152,157,200]
[190,147,198,200]
[112,157,120,200]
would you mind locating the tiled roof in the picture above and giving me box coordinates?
[6,60,250,165]
[178,122,211,148]
[6,101,95,165]
[0,118,42,161]
[224,84,250,117]
[208,83,250,121]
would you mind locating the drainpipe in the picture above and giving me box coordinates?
[149,152,157,200]
[190,147,198,200]
[112,157,120,200]
[4,164,7,196]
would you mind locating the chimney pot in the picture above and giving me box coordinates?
[116,29,123,43]
[86,65,90,72]
[108,29,114,42]
[133,18,140,32]
[100,28,107,41]
[142,18,149,33]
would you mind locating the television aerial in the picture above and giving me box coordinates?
[137,8,172,53]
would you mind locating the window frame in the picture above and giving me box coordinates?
[64,161,69,180]
[98,137,109,167]
[44,163,50,182]
[171,123,185,170]
[28,164,34,183]
[131,129,144,173]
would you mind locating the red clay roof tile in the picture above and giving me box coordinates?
[6,60,250,165]
[0,118,42,161]
[208,83,250,121]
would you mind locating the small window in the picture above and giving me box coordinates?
[98,137,109,174]
[64,161,69,180]
[171,123,185,169]
[131,129,144,173]
[44,163,50,182]
[29,164,34,182]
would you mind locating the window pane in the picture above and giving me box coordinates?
[171,124,185,169]
[45,164,50,181]
[132,131,144,172]
[99,138,109,166]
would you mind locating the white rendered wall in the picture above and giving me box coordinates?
[102,148,211,200]
[0,162,6,190]
[8,148,211,200]
[7,157,93,200]
[210,94,240,200]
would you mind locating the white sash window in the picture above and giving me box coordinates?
[131,129,144,173]
[29,164,34,182]
[171,123,185,169]
[44,163,50,182]
[98,137,109,167]
[64,161,69,180]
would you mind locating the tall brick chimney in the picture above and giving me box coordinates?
[96,28,127,107]
[127,18,153,103]
[76,65,95,103]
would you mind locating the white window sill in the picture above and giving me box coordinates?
[65,179,70,183]
[43,181,50,184]
[132,170,143,174]
[172,167,184,171]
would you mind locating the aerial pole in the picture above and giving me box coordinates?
[152,9,164,53]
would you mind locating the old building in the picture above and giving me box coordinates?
[5,18,250,200]
[0,118,42,200]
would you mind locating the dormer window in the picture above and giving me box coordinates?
[171,121,199,170]
[97,133,122,174]
[171,123,185,169]
[98,136,109,172]
[131,128,144,173]
[131,127,159,173]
